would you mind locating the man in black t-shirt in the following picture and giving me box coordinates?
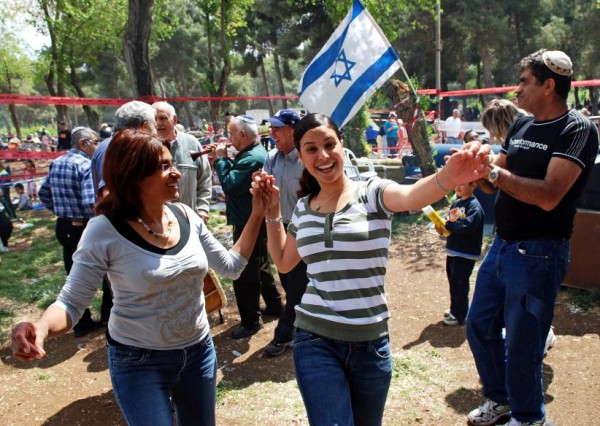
[465,50,599,426]
[56,121,72,151]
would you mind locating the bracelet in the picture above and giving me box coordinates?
[265,217,283,224]
[435,169,451,193]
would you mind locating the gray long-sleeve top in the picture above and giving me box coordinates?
[51,204,247,350]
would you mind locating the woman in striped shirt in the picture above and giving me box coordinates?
[252,113,490,425]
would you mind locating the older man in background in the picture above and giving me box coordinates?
[262,109,309,357]
[92,101,157,197]
[152,102,211,220]
[213,115,283,339]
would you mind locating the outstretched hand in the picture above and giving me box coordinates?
[445,142,491,184]
[11,322,47,361]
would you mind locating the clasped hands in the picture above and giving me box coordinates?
[250,170,280,217]
[444,141,493,185]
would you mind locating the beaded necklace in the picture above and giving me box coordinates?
[137,207,173,239]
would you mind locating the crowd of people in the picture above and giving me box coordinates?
[7,49,600,426]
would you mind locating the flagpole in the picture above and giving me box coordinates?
[435,0,442,111]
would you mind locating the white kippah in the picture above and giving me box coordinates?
[542,51,573,76]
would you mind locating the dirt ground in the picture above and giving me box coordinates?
[1,225,599,425]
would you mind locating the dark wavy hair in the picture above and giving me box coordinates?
[95,129,169,219]
[293,113,342,198]
[519,49,571,101]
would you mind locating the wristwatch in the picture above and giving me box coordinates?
[487,166,500,184]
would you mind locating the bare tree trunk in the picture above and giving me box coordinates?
[1,59,21,137]
[273,51,287,110]
[70,66,100,130]
[214,0,232,121]
[203,6,219,129]
[41,0,69,124]
[8,104,21,139]
[123,0,155,98]
[259,55,274,116]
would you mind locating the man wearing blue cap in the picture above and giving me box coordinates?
[263,109,309,357]
[214,114,283,339]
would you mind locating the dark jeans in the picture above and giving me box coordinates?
[466,237,569,423]
[446,255,476,322]
[232,223,281,327]
[0,210,13,246]
[1,189,16,219]
[274,259,308,342]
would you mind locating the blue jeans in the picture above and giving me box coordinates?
[466,236,569,423]
[108,334,217,426]
[293,329,392,426]
[446,256,476,322]
[386,137,398,158]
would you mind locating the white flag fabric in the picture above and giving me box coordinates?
[297,0,402,129]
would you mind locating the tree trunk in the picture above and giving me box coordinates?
[1,59,21,138]
[273,51,287,110]
[8,104,21,139]
[177,66,195,128]
[590,87,599,115]
[123,0,155,98]
[214,0,232,122]
[203,6,218,129]
[70,66,100,130]
[390,80,436,177]
[480,44,494,88]
[259,54,274,116]
[41,0,69,124]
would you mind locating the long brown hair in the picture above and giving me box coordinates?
[95,129,169,219]
[293,113,342,198]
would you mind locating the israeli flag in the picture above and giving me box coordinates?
[298,0,402,129]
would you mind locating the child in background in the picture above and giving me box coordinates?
[23,160,38,201]
[435,182,484,326]
[14,183,32,211]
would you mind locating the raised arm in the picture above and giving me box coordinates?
[251,171,301,273]
[383,143,490,212]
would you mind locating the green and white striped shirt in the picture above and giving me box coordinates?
[289,178,394,342]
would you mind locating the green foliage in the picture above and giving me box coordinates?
[565,287,600,311]
[2,0,599,130]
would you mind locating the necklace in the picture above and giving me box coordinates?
[137,207,173,239]
[315,184,348,212]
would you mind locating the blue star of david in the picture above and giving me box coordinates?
[330,49,356,87]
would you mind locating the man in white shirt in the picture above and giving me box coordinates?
[444,109,463,144]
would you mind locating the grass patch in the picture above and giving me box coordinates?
[563,287,600,311]
[1,216,65,304]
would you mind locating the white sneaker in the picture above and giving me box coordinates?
[0,246,9,253]
[443,308,451,318]
[443,313,462,326]
[543,326,557,356]
[468,399,511,425]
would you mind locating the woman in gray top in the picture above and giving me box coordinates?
[11,129,266,426]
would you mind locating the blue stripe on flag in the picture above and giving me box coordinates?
[331,47,400,127]
[297,0,365,96]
